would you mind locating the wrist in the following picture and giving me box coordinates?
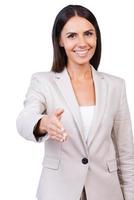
[33,116,48,137]
[39,115,48,134]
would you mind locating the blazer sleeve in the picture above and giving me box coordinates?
[111,79,134,199]
[16,73,49,142]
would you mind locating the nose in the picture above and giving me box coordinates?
[77,35,87,47]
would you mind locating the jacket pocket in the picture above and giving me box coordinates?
[42,157,60,170]
[106,159,118,172]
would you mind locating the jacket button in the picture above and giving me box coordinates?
[82,158,88,164]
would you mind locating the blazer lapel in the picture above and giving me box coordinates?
[86,67,108,147]
[53,67,86,144]
[53,66,108,148]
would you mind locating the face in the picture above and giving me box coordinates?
[60,16,97,67]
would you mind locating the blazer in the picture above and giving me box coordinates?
[16,66,134,200]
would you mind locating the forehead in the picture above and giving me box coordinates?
[62,16,95,33]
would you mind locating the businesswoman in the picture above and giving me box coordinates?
[16,4,134,200]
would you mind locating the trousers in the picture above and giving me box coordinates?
[80,187,87,200]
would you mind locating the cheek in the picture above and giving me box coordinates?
[63,41,75,52]
[90,38,97,47]
[88,35,97,46]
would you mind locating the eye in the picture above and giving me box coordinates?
[84,31,94,37]
[67,33,77,39]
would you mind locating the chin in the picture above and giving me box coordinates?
[75,58,91,66]
[75,61,90,66]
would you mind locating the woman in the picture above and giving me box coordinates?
[16,4,134,200]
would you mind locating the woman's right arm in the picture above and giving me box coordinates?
[16,73,49,142]
[16,73,68,143]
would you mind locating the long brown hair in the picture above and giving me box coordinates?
[51,5,101,72]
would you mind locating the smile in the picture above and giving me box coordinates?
[74,49,89,57]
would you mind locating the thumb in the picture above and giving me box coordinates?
[54,108,64,119]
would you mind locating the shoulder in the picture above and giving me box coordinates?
[31,71,54,82]
[98,70,125,87]
[99,70,124,82]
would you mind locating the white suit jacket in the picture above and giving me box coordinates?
[16,66,134,200]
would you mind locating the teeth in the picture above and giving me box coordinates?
[75,50,88,53]
[75,50,88,57]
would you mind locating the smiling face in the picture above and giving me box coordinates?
[60,16,97,68]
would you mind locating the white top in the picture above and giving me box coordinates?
[79,105,95,141]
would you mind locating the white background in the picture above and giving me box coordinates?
[0,0,134,199]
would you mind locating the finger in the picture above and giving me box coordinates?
[54,108,64,119]
[48,125,68,141]
[51,116,64,130]
[48,124,65,136]
[51,129,68,141]
[49,130,65,140]
[62,132,68,141]
[50,134,64,142]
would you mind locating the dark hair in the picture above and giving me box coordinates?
[51,4,101,72]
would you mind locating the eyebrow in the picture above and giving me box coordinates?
[66,29,95,35]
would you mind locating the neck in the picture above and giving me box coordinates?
[66,63,92,81]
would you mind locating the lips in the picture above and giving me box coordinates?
[74,49,89,57]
